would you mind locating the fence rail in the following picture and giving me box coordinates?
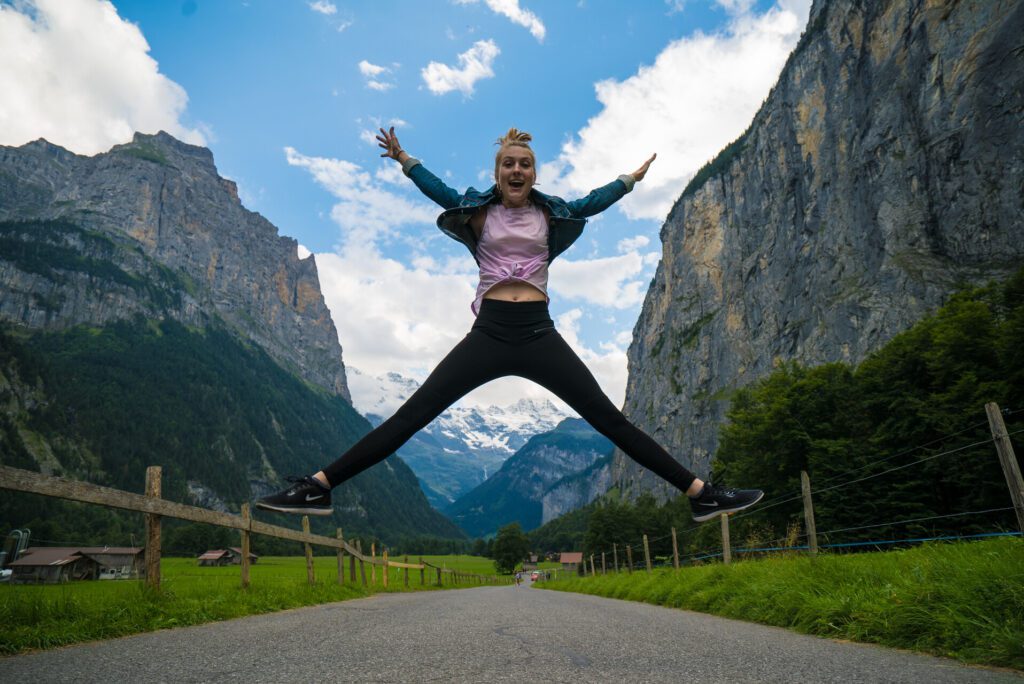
[0,464,507,589]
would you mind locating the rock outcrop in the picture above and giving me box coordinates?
[615,0,1024,498]
[0,132,349,400]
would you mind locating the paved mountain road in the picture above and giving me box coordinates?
[2,584,1020,683]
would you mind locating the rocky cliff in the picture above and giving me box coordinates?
[615,0,1024,497]
[0,132,349,400]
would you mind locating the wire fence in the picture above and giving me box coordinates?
[553,402,1023,579]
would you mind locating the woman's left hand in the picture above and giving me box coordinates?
[631,153,657,182]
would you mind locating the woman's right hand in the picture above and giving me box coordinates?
[376,126,404,161]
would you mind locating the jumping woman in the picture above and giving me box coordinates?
[256,127,763,522]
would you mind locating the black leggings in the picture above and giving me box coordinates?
[322,299,697,492]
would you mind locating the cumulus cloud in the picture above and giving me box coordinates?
[421,39,500,96]
[617,235,650,253]
[308,1,337,15]
[0,0,206,155]
[550,253,651,310]
[358,60,396,91]
[539,0,810,222]
[284,147,436,243]
[554,309,631,407]
[455,0,545,42]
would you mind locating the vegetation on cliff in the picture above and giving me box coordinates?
[530,269,1024,557]
[0,317,465,545]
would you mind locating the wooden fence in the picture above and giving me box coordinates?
[0,465,508,589]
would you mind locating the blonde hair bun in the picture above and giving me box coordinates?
[496,128,533,147]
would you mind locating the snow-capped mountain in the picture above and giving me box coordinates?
[347,368,570,508]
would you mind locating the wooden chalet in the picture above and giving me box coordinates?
[198,547,259,566]
[7,546,144,584]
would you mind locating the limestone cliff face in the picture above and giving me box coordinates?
[0,132,349,401]
[615,0,1024,498]
[541,457,611,525]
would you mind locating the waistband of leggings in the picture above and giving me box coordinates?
[475,298,552,325]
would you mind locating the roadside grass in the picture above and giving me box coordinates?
[537,537,1024,671]
[0,554,507,656]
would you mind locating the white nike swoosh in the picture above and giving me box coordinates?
[305,494,324,502]
[702,501,719,507]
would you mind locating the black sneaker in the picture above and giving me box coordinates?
[255,476,332,515]
[690,483,764,522]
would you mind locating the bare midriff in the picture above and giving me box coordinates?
[482,281,547,303]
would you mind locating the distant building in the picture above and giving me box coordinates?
[522,554,539,571]
[8,546,143,583]
[559,552,583,574]
[198,547,258,566]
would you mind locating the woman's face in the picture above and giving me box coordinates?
[495,145,536,207]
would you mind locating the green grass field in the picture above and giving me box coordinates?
[537,537,1024,670]
[0,554,508,656]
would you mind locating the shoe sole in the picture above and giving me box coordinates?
[692,490,765,523]
[254,501,333,516]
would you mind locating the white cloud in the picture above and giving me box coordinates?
[554,309,631,407]
[617,235,650,253]
[358,60,395,91]
[308,1,337,15]
[455,0,546,42]
[550,254,652,310]
[284,147,436,242]
[539,0,810,222]
[421,39,500,96]
[0,0,205,155]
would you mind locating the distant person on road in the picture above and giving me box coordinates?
[256,127,763,523]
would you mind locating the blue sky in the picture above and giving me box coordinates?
[0,0,810,414]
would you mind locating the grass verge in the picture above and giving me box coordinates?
[0,554,506,656]
[536,537,1024,670]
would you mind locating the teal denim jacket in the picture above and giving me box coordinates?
[404,159,634,264]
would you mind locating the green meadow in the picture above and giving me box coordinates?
[0,554,508,656]
[538,537,1024,670]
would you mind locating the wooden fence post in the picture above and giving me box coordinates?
[240,503,251,589]
[721,514,732,565]
[671,527,679,570]
[601,551,606,575]
[357,540,367,587]
[404,556,409,587]
[589,555,595,576]
[642,534,652,573]
[625,545,633,574]
[436,567,442,586]
[613,543,619,572]
[349,541,357,583]
[336,528,345,585]
[371,543,377,586]
[382,549,389,588]
[986,402,1024,532]
[419,557,425,586]
[800,471,819,556]
[302,516,315,585]
[144,466,161,589]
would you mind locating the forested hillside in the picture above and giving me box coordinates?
[0,317,464,545]
[531,270,1024,557]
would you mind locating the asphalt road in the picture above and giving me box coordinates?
[2,583,1021,683]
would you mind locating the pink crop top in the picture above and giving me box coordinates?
[471,203,550,315]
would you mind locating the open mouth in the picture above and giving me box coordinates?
[508,180,525,190]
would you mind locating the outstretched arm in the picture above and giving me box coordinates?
[377,126,461,209]
[565,153,657,218]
